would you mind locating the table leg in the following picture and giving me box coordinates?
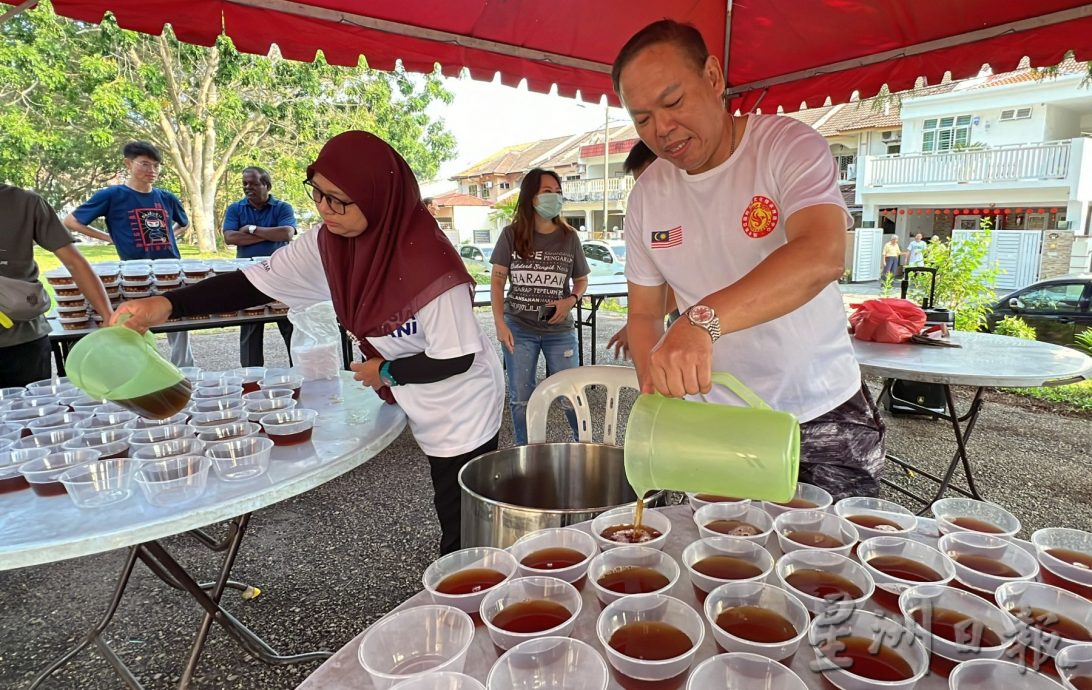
[28,546,143,690]
[575,300,585,366]
[137,516,331,689]
[876,383,988,513]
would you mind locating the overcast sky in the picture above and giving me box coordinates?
[429,75,630,187]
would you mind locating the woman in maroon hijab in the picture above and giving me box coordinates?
[113,132,505,555]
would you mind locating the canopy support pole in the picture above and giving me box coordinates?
[229,0,612,74]
[725,3,1092,99]
[0,0,38,26]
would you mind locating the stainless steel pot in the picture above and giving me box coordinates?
[459,442,664,548]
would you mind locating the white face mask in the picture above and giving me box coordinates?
[534,192,564,220]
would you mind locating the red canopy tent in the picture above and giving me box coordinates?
[7,0,1092,110]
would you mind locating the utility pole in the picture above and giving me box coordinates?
[602,104,610,238]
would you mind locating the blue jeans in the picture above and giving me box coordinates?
[503,316,579,445]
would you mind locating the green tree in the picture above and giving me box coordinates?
[910,218,1000,331]
[1,2,456,250]
[489,196,518,228]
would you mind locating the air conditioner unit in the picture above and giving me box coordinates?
[880,131,898,141]
[485,181,493,188]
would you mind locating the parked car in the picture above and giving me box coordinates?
[984,273,1092,347]
[458,244,493,265]
[581,240,626,277]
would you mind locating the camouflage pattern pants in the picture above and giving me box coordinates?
[798,384,886,501]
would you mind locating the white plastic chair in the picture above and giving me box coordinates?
[526,365,639,445]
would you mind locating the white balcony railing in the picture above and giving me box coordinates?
[866,140,1073,187]
[562,176,636,202]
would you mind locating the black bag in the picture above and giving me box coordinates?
[885,267,948,417]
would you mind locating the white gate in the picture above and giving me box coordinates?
[951,229,1042,291]
[852,227,883,282]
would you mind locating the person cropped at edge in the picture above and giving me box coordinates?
[489,169,590,445]
[223,166,296,368]
[605,140,679,360]
[0,185,113,387]
[612,20,885,500]
[111,131,504,555]
[63,140,194,368]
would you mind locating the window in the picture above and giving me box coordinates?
[468,184,478,196]
[1016,283,1085,313]
[499,182,510,190]
[922,115,972,153]
[835,155,856,181]
[583,244,611,263]
[481,187,490,199]
[999,107,1033,121]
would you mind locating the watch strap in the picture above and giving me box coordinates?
[379,360,398,386]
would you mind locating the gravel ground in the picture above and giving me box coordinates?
[2,310,1089,690]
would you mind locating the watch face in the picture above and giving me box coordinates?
[690,305,714,325]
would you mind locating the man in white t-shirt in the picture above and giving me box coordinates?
[612,20,885,499]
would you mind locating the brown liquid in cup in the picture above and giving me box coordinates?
[0,475,30,494]
[1046,548,1092,570]
[715,605,797,643]
[949,516,1005,533]
[823,635,914,681]
[241,381,261,394]
[520,547,585,570]
[911,607,1001,647]
[1009,606,1092,642]
[705,519,762,537]
[490,599,571,633]
[435,567,506,595]
[601,524,662,544]
[114,379,192,420]
[773,497,817,509]
[608,621,692,660]
[691,555,763,581]
[30,481,67,497]
[848,514,904,531]
[596,566,669,595]
[268,428,313,446]
[694,494,743,503]
[784,569,863,600]
[953,554,1020,577]
[784,530,844,548]
[1070,677,1092,690]
[867,556,943,582]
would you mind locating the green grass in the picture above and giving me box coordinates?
[1001,379,1092,412]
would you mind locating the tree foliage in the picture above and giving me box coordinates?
[910,217,1000,331]
[1,2,456,250]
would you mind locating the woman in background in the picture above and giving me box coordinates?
[112,131,504,555]
[490,168,589,445]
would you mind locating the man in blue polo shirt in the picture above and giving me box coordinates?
[64,140,194,367]
[223,166,297,367]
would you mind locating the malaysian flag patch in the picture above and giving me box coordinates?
[651,226,682,249]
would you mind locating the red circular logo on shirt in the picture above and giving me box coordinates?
[742,196,779,238]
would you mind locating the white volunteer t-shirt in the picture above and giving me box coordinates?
[244,229,504,456]
[624,114,860,422]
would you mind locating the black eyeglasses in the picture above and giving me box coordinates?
[304,179,356,215]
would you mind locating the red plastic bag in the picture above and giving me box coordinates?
[849,299,927,344]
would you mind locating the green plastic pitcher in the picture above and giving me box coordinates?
[65,320,191,419]
[624,372,800,503]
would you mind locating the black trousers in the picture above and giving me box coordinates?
[798,384,887,501]
[427,432,500,556]
[239,321,293,368]
[0,336,52,388]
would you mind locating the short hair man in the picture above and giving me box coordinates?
[63,141,194,367]
[222,166,297,367]
[423,197,439,217]
[614,20,884,499]
[2,185,113,386]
